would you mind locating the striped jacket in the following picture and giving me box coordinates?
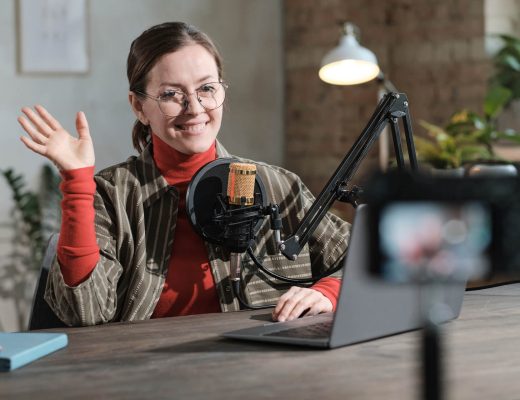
[45,142,351,326]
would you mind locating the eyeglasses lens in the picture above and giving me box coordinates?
[158,82,226,117]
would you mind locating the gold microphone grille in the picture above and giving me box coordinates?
[227,163,257,206]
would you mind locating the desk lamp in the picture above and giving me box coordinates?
[319,22,396,168]
[319,22,380,85]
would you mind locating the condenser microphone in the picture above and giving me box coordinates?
[186,158,268,251]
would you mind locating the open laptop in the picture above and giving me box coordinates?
[222,205,466,348]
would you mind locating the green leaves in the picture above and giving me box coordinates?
[496,128,520,143]
[491,34,520,105]
[1,169,43,270]
[417,107,512,169]
[1,166,61,270]
[484,85,512,119]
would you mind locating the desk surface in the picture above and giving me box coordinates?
[1,284,520,400]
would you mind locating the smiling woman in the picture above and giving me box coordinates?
[17,22,351,327]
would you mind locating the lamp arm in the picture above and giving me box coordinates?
[279,92,418,261]
[377,72,399,93]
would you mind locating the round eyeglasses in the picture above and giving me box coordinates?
[136,82,227,117]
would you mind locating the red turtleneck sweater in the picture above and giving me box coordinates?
[150,135,220,317]
[56,136,341,317]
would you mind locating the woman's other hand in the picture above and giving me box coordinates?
[19,105,95,171]
[272,286,333,322]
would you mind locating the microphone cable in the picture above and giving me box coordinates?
[231,279,276,310]
[246,247,344,285]
[231,249,345,310]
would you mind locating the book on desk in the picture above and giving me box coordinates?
[0,332,68,371]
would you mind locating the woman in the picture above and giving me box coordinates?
[18,22,350,327]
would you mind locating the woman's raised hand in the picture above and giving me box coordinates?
[18,105,95,171]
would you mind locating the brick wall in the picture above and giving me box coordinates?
[284,0,490,221]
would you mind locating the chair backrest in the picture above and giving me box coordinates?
[28,233,67,330]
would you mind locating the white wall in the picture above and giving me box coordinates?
[484,0,520,158]
[485,0,520,54]
[0,0,284,331]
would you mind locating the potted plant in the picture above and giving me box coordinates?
[416,85,520,173]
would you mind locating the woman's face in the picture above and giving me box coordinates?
[134,44,223,155]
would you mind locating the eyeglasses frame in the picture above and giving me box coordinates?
[134,81,228,117]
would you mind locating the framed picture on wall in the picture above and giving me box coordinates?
[16,0,89,74]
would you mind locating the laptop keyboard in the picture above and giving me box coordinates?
[264,320,333,339]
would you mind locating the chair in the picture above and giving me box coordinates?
[28,233,67,330]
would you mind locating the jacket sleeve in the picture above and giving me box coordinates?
[44,175,132,326]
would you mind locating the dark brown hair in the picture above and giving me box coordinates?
[127,22,224,152]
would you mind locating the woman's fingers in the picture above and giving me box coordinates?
[34,105,62,130]
[273,287,308,322]
[272,286,300,319]
[18,115,49,145]
[283,291,315,321]
[20,135,47,156]
[75,111,90,140]
[21,107,54,137]
[285,303,310,321]
[273,287,332,322]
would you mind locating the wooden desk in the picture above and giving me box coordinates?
[2,284,520,399]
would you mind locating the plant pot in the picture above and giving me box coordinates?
[465,163,518,177]
[429,167,465,177]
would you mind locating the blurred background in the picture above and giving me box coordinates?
[1,0,519,331]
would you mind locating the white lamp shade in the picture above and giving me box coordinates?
[319,33,380,85]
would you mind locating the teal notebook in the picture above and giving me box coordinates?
[0,332,68,371]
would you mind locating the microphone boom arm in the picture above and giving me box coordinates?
[279,92,418,260]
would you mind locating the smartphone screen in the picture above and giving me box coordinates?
[375,202,492,283]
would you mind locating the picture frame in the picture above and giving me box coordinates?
[16,0,89,74]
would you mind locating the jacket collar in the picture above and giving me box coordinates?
[136,140,231,208]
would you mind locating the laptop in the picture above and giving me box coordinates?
[222,205,466,348]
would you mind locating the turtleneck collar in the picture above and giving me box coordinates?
[151,134,216,186]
